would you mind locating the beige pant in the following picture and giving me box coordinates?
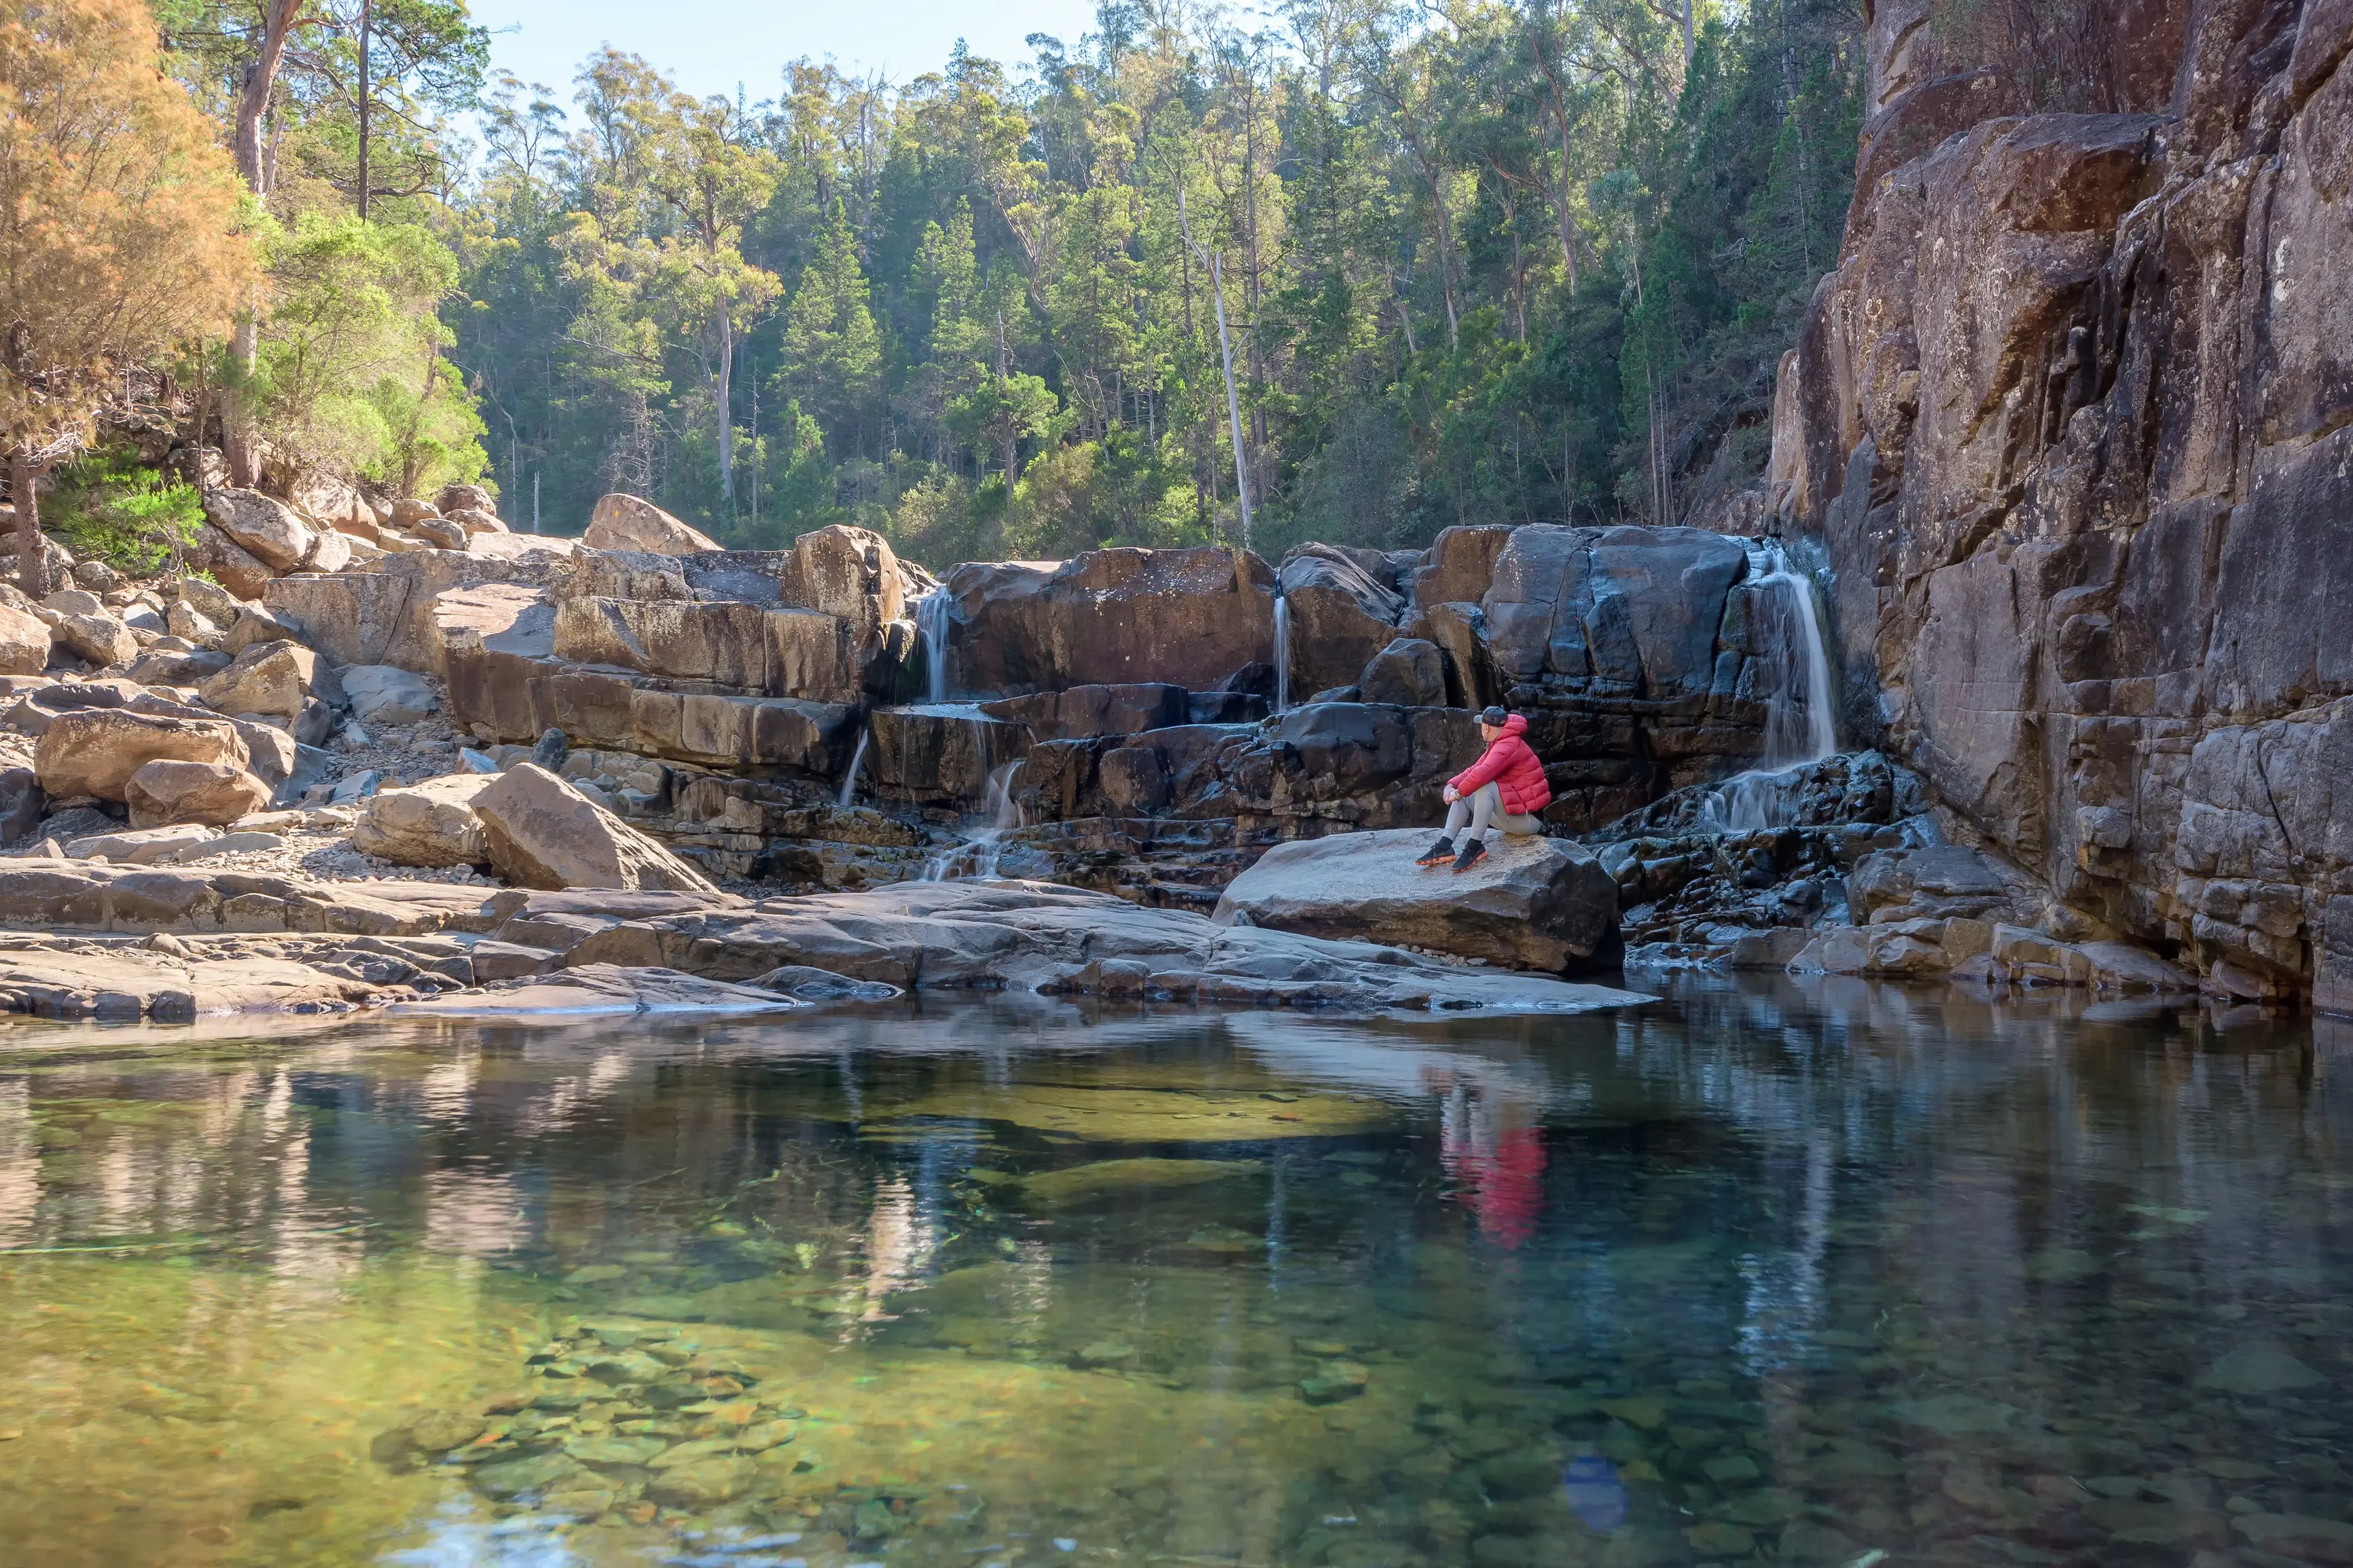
[1445,780,1541,841]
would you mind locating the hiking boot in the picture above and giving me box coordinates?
[1452,839,1489,873]
[1415,837,1456,867]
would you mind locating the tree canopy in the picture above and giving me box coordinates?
[454,0,1863,563]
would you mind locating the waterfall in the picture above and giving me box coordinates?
[921,762,1025,881]
[916,587,952,705]
[836,729,869,808]
[1704,539,1837,832]
[1273,593,1292,714]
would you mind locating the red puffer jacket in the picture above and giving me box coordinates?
[1450,713,1551,816]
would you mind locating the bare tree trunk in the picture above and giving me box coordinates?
[716,306,734,509]
[12,454,49,600]
[357,0,372,219]
[223,0,307,489]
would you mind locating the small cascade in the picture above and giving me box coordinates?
[1273,592,1292,714]
[921,762,1026,881]
[916,588,952,705]
[836,729,870,808]
[1704,540,1838,833]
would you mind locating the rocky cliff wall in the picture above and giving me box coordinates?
[1778,0,2353,1006]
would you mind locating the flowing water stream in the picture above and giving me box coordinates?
[0,984,2339,1568]
[1703,543,1839,833]
[920,763,1025,881]
[835,732,869,809]
[1274,594,1293,714]
[916,591,953,707]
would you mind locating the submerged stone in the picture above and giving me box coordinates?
[1016,1157,1269,1207]
[2197,1342,2328,1396]
[473,1451,586,1499]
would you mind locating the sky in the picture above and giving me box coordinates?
[467,0,1107,105]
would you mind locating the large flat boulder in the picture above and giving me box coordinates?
[1211,828,1621,971]
[33,707,250,802]
[382,963,800,1019]
[472,762,719,894]
[583,494,718,555]
[556,878,1650,1014]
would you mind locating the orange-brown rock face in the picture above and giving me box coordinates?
[1782,0,2353,1006]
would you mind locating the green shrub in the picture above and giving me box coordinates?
[47,448,206,575]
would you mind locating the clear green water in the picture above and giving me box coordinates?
[0,980,2343,1568]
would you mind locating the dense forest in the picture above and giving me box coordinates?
[12,0,1866,568]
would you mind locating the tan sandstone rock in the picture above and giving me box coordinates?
[198,639,343,725]
[203,488,318,572]
[583,493,719,555]
[53,610,137,668]
[33,706,250,801]
[0,602,49,673]
[349,773,494,867]
[124,759,273,828]
[473,762,719,894]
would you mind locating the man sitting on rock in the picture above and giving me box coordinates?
[1418,707,1552,872]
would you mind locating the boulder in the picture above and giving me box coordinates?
[435,483,497,517]
[412,515,468,550]
[584,493,718,555]
[776,524,904,640]
[1358,638,1449,708]
[187,524,274,601]
[202,488,317,572]
[1413,524,1516,607]
[390,498,440,530]
[124,759,273,828]
[1482,524,1748,699]
[0,602,48,674]
[198,638,344,725]
[0,765,42,843]
[1212,827,1622,971]
[342,664,438,725]
[33,706,249,801]
[348,773,493,867]
[52,609,137,668]
[472,762,719,893]
[445,506,507,536]
[66,823,219,864]
[302,526,352,574]
[1278,545,1406,697]
[948,547,1277,695]
[174,576,244,622]
[164,600,221,646]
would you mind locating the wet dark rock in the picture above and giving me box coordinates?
[1278,545,1407,698]
[1357,638,1447,709]
[746,964,902,1003]
[946,548,1276,696]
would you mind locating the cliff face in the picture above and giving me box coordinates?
[1777,0,2353,1006]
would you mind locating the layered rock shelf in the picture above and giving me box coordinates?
[0,460,2318,1019]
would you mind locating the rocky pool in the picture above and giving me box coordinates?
[0,981,2341,1568]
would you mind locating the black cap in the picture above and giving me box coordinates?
[1479,706,1509,726]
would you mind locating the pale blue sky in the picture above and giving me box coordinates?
[469,0,1106,105]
